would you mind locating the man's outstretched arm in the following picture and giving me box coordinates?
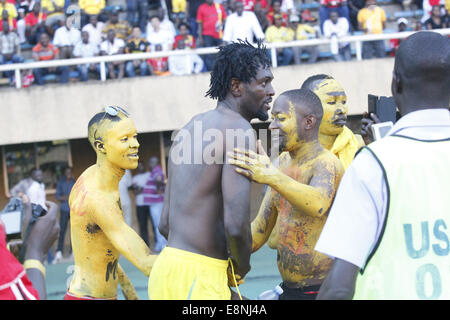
[317,258,360,300]
[229,141,344,218]
[90,194,157,277]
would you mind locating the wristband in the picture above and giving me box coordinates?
[24,259,46,278]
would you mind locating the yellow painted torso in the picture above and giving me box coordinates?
[68,165,122,299]
[273,151,338,285]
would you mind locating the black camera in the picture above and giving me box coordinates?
[0,197,47,242]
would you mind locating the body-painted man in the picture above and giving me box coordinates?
[66,107,157,300]
[229,89,344,299]
[301,74,364,170]
[267,74,363,249]
[149,41,275,300]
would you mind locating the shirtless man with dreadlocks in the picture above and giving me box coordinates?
[147,40,275,300]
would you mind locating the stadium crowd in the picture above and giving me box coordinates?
[0,0,449,85]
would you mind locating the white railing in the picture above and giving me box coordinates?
[1,29,449,89]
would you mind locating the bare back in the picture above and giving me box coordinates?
[164,107,255,261]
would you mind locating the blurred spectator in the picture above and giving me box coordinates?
[265,13,293,66]
[102,10,131,41]
[26,169,47,211]
[168,38,204,75]
[0,0,17,20]
[196,0,226,70]
[146,7,176,39]
[53,167,75,264]
[242,0,269,11]
[287,14,319,64]
[40,0,65,30]
[222,0,265,44]
[280,0,294,15]
[267,0,288,26]
[173,22,196,49]
[145,156,167,253]
[32,32,69,85]
[132,161,151,246]
[421,0,440,23]
[323,10,351,61]
[82,14,104,47]
[146,15,174,51]
[24,1,51,45]
[100,29,125,79]
[52,16,81,59]
[226,0,237,15]
[357,0,386,59]
[187,0,204,39]
[171,0,187,25]
[388,18,407,56]
[425,5,449,29]
[79,0,106,27]
[347,0,365,31]
[319,0,351,32]
[127,0,149,33]
[0,7,17,32]
[16,8,26,43]
[0,20,23,85]
[125,26,150,77]
[413,18,423,30]
[254,1,269,31]
[147,43,170,75]
[73,30,101,81]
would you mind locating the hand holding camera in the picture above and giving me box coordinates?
[21,198,60,263]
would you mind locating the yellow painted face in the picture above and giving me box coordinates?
[101,117,140,170]
[269,96,302,152]
[312,78,348,136]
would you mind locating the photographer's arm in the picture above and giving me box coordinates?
[22,200,60,299]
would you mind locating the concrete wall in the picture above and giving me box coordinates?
[0,58,395,146]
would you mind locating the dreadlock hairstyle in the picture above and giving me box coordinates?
[205,39,271,101]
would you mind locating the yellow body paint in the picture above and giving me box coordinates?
[312,78,364,169]
[231,95,344,286]
[268,79,362,248]
[68,112,157,299]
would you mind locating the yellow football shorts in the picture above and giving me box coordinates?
[148,246,231,300]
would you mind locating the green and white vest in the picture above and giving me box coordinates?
[353,134,450,300]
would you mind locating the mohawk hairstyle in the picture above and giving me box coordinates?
[301,74,333,91]
[87,110,127,149]
[205,39,271,101]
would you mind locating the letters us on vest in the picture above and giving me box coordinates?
[403,219,449,299]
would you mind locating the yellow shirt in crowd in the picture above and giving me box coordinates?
[357,6,386,34]
[286,24,316,41]
[79,0,106,15]
[265,25,291,43]
[0,2,17,19]
[41,0,65,17]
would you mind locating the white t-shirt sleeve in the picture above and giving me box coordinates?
[222,16,233,42]
[52,28,62,46]
[323,20,332,38]
[315,149,388,269]
[251,13,265,40]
